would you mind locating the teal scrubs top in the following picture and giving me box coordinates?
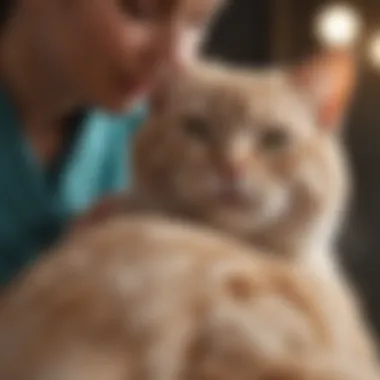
[0,90,147,285]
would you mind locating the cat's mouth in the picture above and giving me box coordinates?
[214,187,256,210]
[208,183,290,229]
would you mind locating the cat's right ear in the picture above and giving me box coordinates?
[290,50,357,132]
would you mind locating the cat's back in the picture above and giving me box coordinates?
[0,215,374,380]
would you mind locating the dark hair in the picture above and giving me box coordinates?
[0,1,13,27]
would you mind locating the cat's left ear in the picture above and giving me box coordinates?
[291,51,357,131]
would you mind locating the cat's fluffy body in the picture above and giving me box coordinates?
[131,60,377,362]
[0,215,378,380]
[0,59,378,379]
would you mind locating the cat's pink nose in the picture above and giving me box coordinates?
[217,164,249,199]
[217,180,251,207]
[220,163,244,182]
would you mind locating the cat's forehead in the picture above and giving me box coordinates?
[173,65,315,135]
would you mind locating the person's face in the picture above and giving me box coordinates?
[26,0,223,112]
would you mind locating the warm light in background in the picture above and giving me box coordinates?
[314,3,362,49]
[369,32,380,69]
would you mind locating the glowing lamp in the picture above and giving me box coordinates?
[314,4,361,49]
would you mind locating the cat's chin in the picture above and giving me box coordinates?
[208,192,291,236]
[209,207,275,236]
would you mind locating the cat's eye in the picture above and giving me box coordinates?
[260,127,290,151]
[183,116,211,142]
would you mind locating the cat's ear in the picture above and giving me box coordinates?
[291,51,357,131]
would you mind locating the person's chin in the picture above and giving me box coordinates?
[97,91,148,114]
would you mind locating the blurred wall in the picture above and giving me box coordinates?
[203,0,271,64]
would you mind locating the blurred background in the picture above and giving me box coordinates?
[202,0,380,339]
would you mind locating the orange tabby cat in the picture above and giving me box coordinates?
[0,215,378,379]
[130,54,379,361]
[71,53,379,366]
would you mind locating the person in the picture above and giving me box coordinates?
[0,0,224,285]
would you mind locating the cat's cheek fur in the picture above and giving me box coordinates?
[210,187,291,235]
[131,60,378,366]
[289,51,356,132]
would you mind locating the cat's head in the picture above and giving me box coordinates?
[134,53,356,253]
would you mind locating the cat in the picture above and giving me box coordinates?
[0,214,378,379]
[87,52,370,343]
[129,54,379,360]
[51,52,379,377]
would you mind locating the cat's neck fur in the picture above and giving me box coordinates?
[131,176,346,272]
